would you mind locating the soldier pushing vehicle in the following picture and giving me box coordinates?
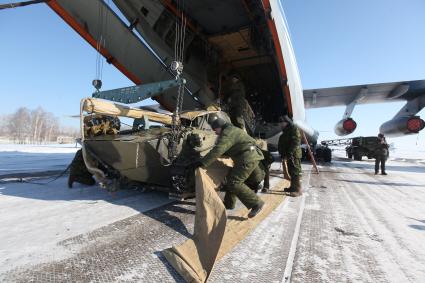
[190,116,265,218]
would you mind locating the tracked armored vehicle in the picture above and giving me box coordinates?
[79,97,231,198]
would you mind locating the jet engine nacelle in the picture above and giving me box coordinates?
[334,118,357,136]
[379,116,425,137]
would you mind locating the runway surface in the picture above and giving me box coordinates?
[1,154,424,282]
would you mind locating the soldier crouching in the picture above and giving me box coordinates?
[189,117,265,218]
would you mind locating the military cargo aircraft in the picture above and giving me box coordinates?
[44,0,425,138]
[44,0,319,195]
[42,0,424,194]
[46,0,318,139]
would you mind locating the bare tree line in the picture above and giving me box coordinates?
[0,107,79,144]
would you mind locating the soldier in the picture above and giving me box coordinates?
[374,133,389,175]
[256,140,274,193]
[223,72,247,130]
[191,117,265,218]
[278,116,302,197]
[68,149,96,188]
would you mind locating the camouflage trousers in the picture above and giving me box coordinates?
[286,156,302,191]
[375,155,386,174]
[223,160,265,209]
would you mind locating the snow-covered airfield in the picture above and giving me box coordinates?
[1,143,424,282]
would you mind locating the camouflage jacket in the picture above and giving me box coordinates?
[375,138,389,157]
[223,81,246,116]
[201,124,264,167]
[278,124,302,159]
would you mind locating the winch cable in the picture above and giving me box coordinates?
[168,0,187,161]
[93,0,110,92]
[0,0,47,10]
[3,164,72,186]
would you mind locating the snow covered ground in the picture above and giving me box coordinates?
[0,143,80,177]
[289,151,425,282]
[389,147,425,165]
[0,143,424,281]
[0,143,172,276]
[331,145,425,166]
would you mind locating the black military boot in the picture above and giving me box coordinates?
[287,176,302,197]
[223,192,236,210]
[285,188,302,197]
[248,200,265,218]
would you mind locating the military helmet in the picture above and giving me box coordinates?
[208,114,227,129]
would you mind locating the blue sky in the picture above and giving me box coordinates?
[0,0,424,147]
[283,0,425,147]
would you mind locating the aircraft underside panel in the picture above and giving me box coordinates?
[48,0,201,111]
[48,0,324,140]
[111,0,217,108]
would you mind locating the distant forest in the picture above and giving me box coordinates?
[0,107,79,144]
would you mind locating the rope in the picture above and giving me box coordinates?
[0,0,47,10]
[14,164,72,186]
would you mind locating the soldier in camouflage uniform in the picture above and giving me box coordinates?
[223,73,247,130]
[68,149,96,188]
[192,117,265,218]
[278,116,302,197]
[374,133,388,175]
